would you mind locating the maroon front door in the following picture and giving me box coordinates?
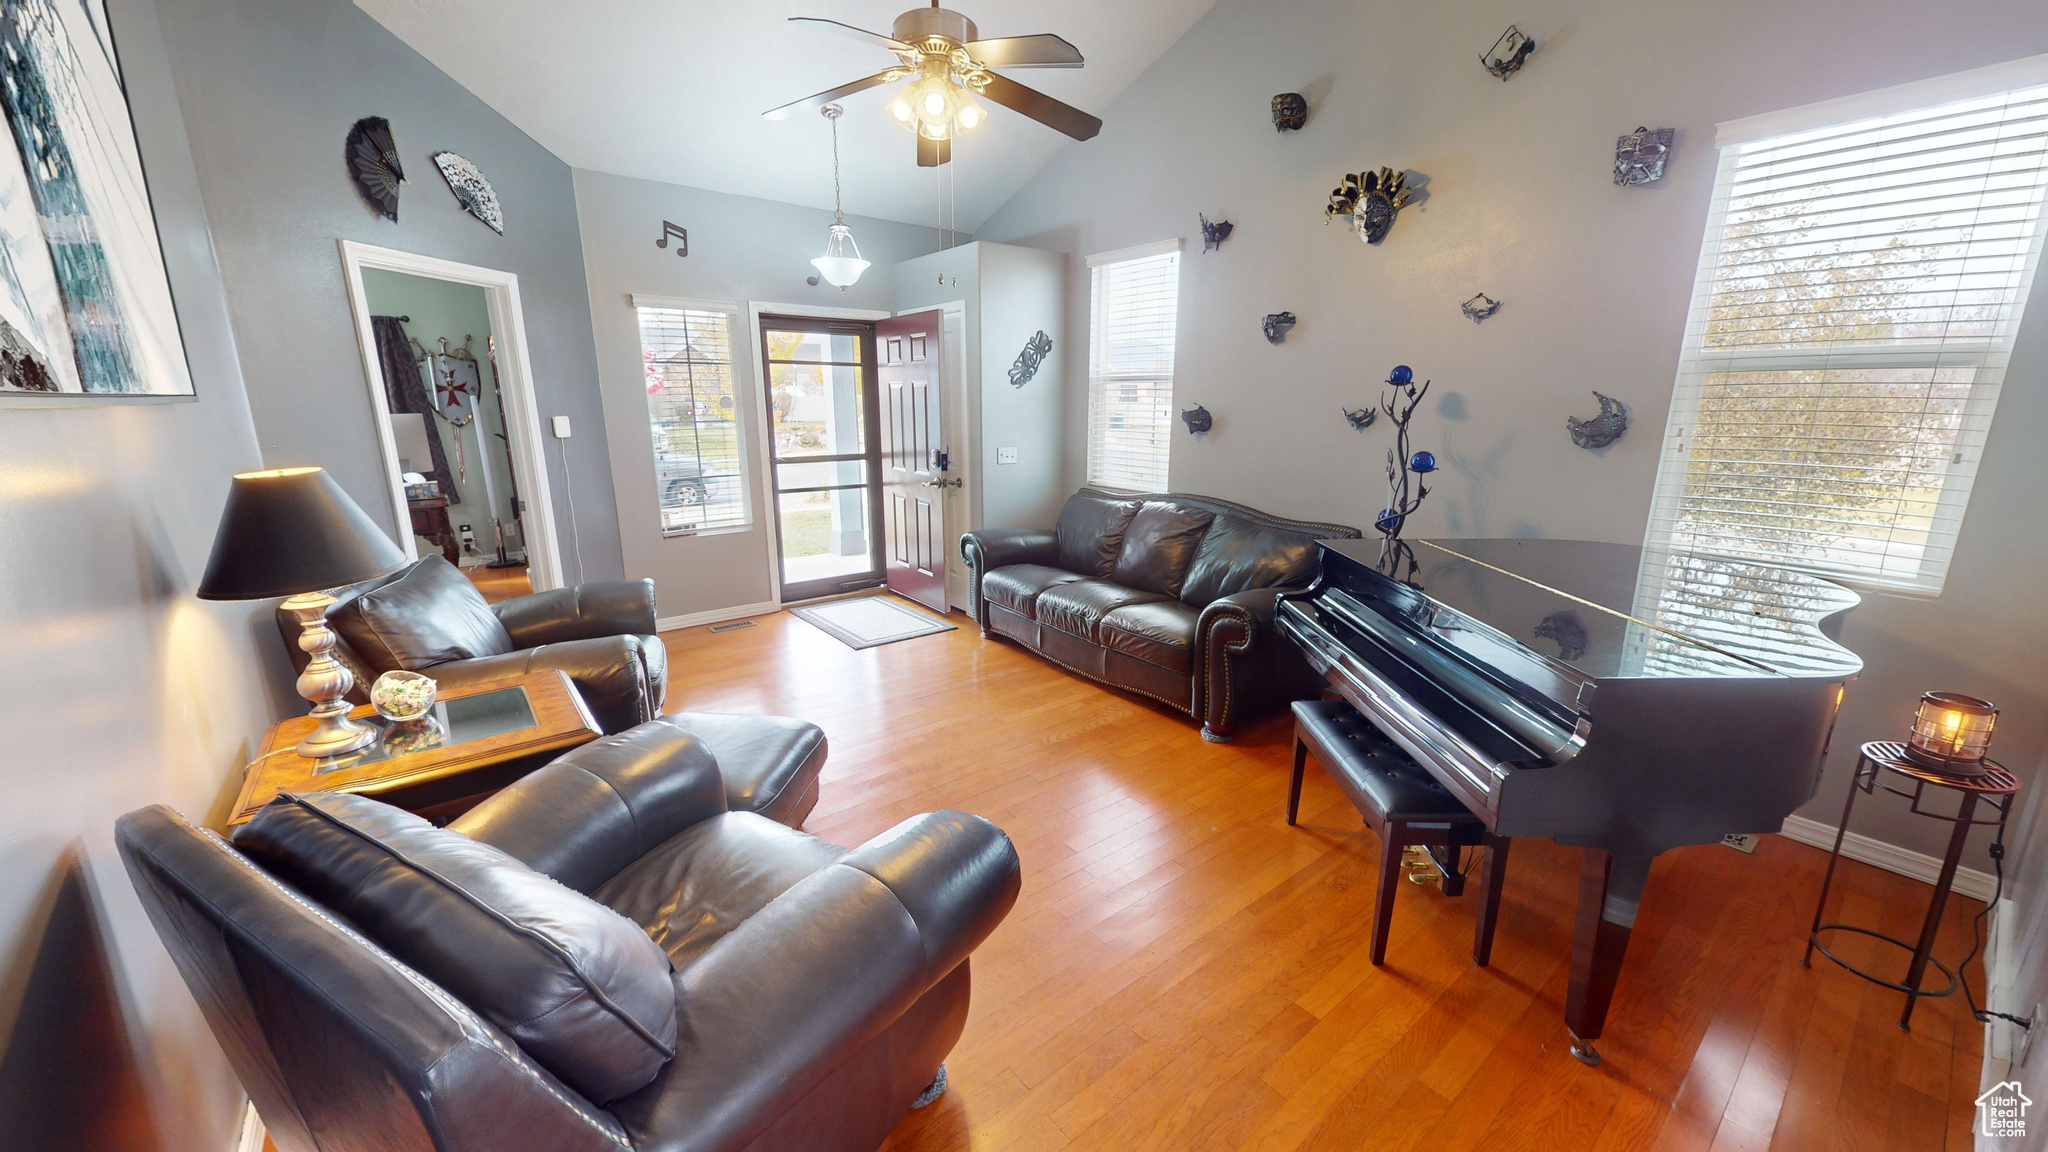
[876,310,950,614]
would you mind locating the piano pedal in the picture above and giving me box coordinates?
[1401,846,1444,886]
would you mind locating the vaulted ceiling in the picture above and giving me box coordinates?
[355,0,1215,231]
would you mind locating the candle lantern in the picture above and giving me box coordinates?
[1903,691,1998,775]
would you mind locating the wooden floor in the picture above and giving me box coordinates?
[662,600,1986,1152]
[462,563,531,604]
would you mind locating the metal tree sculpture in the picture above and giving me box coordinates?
[1374,365,1437,583]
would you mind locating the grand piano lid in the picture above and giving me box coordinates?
[1318,538,1863,682]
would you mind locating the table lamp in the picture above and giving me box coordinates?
[1902,691,1998,777]
[197,467,409,757]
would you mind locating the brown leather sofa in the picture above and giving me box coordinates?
[279,555,666,735]
[117,718,1020,1152]
[962,489,1360,741]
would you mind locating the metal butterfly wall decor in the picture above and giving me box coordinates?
[1326,167,1412,245]
[1008,330,1052,388]
[345,116,404,221]
[1567,391,1631,449]
[433,152,504,234]
[1199,213,1234,252]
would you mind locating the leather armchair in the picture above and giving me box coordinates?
[278,557,666,734]
[117,726,1020,1152]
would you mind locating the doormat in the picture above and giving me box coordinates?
[789,594,957,650]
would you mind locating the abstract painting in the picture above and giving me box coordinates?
[0,0,192,396]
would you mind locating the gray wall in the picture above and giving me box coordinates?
[0,0,282,1148]
[572,169,943,620]
[153,0,624,588]
[974,0,2048,860]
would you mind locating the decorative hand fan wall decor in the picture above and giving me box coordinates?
[433,152,504,234]
[346,116,404,221]
[764,3,1104,168]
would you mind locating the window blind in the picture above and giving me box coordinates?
[1087,242,1182,492]
[637,302,748,534]
[1645,78,2048,595]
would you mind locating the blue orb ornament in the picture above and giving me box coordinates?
[1389,364,1413,384]
[1375,509,1404,532]
[1409,450,1437,473]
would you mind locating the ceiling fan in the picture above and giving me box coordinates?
[763,2,1104,167]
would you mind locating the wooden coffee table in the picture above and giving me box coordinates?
[228,669,602,825]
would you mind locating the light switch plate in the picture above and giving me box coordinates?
[997,446,1019,464]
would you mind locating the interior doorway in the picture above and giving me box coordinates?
[340,242,563,592]
[758,314,885,602]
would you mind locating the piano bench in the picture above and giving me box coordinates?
[1287,700,1511,967]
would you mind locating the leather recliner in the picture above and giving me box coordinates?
[278,556,666,735]
[116,720,1021,1152]
[961,489,1360,741]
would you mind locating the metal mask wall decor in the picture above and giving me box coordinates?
[1008,330,1052,388]
[1480,26,1537,79]
[1272,92,1308,132]
[345,116,404,221]
[1326,167,1412,245]
[1461,293,1502,324]
[1262,312,1297,344]
[1343,407,1378,431]
[1567,391,1631,449]
[432,152,504,234]
[1614,126,1675,186]
[1181,404,1213,434]
[1199,213,1234,252]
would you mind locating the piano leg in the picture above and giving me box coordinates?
[1564,849,1653,1066]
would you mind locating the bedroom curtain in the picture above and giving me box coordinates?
[371,315,459,503]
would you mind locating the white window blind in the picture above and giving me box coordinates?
[1645,75,2048,595]
[1087,241,1182,491]
[636,300,749,535]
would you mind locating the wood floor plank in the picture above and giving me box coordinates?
[660,608,1979,1152]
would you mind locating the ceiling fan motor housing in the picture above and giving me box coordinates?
[892,6,976,49]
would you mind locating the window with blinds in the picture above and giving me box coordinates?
[636,298,749,535]
[1645,71,2048,595]
[1087,241,1182,491]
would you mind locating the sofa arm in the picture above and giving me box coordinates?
[607,811,1018,1145]
[960,529,1058,630]
[493,579,658,648]
[428,634,667,735]
[1196,586,1302,741]
[449,720,727,893]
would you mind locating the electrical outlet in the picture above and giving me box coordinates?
[997,446,1019,465]
[1720,833,1759,853]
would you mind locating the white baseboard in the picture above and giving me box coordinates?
[656,600,780,632]
[235,1101,265,1152]
[1779,814,1996,903]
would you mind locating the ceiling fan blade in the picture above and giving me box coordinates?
[788,17,911,52]
[976,72,1102,141]
[762,68,907,120]
[917,135,953,167]
[963,33,1084,68]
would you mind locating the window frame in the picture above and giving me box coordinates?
[1643,59,2048,597]
[1085,238,1184,494]
[632,294,751,538]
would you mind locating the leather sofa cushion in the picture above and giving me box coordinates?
[233,792,677,1104]
[594,812,846,970]
[329,556,516,671]
[1110,502,1216,598]
[1054,492,1141,578]
[980,564,1084,619]
[1099,600,1200,674]
[1035,579,1169,643]
[1180,514,1321,606]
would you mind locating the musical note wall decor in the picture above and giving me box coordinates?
[657,221,688,256]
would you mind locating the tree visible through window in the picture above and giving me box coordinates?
[638,301,748,534]
[1645,77,2048,594]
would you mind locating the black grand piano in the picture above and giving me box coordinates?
[1278,537,1861,1065]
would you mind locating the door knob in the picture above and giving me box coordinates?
[922,477,963,490]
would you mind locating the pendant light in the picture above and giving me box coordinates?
[811,104,870,291]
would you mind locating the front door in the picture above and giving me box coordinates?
[760,317,885,602]
[876,311,951,614]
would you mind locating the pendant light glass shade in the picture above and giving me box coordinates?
[813,104,868,291]
[812,222,870,288]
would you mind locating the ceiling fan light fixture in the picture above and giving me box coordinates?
[955,100,984,130]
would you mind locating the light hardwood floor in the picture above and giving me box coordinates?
[662,601,1985,1152]
[461,563,531,604]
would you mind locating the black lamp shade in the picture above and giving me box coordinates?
[196,467,409,600]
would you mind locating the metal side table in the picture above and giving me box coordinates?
[1803,741,2017,1030]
